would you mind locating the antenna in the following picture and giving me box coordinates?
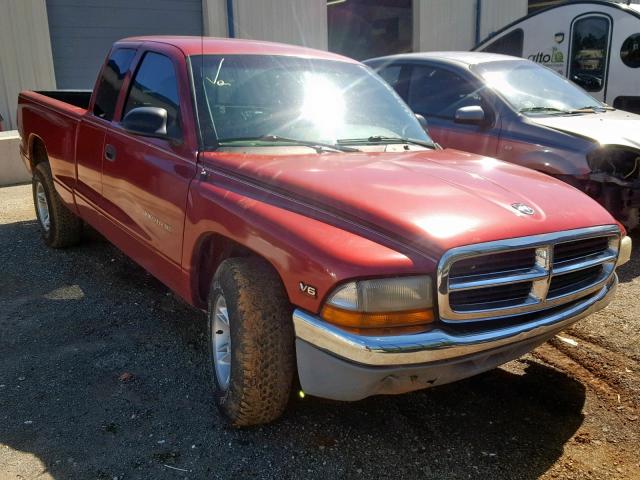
[200,24,205,151]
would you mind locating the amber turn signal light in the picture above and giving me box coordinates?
[321,304,435,331]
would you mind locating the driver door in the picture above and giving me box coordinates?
[101,48,197,270]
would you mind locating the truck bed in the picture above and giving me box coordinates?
[17,89,93,205]
[32,90,92,110]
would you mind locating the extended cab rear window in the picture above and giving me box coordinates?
[93,48,136,121]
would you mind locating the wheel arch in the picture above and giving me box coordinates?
[190,232,284,310]
[516,149,589,176]
[28,134,48,169]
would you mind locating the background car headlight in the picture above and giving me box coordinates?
[587,147,640,180]
[321,276,435,334]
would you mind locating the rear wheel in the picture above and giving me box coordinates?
[207,257,295,427]
[32,162,82,248]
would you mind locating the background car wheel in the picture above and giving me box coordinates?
[207,257,295,427]
[32,162,82,248]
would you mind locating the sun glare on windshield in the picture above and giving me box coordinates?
[190,54,433,148]
[300,73,346,141]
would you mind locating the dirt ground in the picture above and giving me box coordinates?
[1,183,639,480]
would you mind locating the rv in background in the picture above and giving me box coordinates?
[475,1,640,113]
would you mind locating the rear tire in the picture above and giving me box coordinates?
[32,162,82,248]
[207,257,295,427]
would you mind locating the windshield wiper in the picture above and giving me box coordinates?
[217,135,360,152]
[567,105,614,113]
[520,105,614,115]
[519,106,571,114]
[337,136,435,149]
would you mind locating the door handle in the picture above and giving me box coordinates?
[104,144,116,162]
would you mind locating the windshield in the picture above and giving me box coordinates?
[190,54,433,149]
[473,60,604,115]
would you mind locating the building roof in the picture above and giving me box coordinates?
[365,51,521,67]
[117,36,357,63]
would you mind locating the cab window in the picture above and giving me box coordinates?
[408,66,482,119]
[376,64,409,99]
[569,16,610,92]
[123,52,182,139]
[378,65,402,88]
[93,48,136,120]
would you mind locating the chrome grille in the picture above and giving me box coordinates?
[449,281,533,311]
[448,249,536,277]
[554,237,611,263]
[437,226,620,322]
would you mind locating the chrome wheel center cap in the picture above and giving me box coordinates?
[36,182,51,231]
[212,295,231,390]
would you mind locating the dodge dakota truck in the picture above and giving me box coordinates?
[18,37,631,427]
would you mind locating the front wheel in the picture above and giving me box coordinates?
[207,257,295,427]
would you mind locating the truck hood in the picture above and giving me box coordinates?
[529,109,640,150]
[201,149,615,255]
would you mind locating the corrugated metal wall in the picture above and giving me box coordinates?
[46,0,204,89]
[203,0,228,37]
[413,0,527,52]
[231,0,328,49]
[414,0,475,52]
[0,0,56,130]
[480,0,528,39]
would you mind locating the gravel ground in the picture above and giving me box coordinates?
[1,183,639,480]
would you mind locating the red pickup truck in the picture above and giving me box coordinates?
[18,37,631,426]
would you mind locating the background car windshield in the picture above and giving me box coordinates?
[474,60,602,114]
[190,55,432,147]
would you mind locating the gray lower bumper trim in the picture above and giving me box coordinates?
[296,331,555,401]
[293,276,617,367]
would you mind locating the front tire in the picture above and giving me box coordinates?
[207,257,295,427]
[32,162,82,248]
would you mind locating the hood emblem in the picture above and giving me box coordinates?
[511,203,535,216]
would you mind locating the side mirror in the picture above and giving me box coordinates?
[415,113,428,130]
[122,107,168,138]
[454,105,486,125]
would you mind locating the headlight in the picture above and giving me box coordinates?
[321,276,435,334]
[587,147,640,180]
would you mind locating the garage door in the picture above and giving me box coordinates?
[46,0,203,89]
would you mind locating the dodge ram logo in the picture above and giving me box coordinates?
[511,203,535,216]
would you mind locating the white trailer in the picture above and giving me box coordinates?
[474,1,640,113]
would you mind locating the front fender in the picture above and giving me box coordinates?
[182,173,436,313]
[515,148,589,177]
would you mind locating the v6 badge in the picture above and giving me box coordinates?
[299,282,317,298]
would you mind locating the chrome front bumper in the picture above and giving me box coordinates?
[293,276,617,400]
[294,275,616,367]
